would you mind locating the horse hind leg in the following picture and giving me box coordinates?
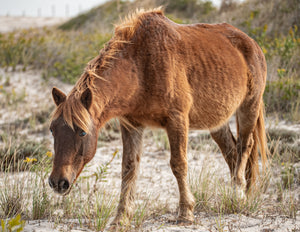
[234,99,261,197]
[210,123,238,179]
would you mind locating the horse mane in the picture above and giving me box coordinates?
[51,8,164,132]
[85,7,163,76]
[115,7,163,41]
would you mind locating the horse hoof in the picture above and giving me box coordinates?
[176,214,194,225]
[235,186,247,201]
[166,216,193,225]
[107,223,127,232]
[176,218,193,226]
[107,224,118,231]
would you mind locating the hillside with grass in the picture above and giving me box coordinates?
[1,0,299,120]
[0,0,299,231]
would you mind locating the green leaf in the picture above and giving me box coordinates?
[6,214,25,232]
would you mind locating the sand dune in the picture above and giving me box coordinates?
[0,16,68,33]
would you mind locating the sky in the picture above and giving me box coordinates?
[0,0,224,17]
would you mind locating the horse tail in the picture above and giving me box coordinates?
[246,101,268,191]
[256,102,267,167]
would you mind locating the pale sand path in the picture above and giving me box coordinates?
[0,16,68,33]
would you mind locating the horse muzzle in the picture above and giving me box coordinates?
[48,176,74,195]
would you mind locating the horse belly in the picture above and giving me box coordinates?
[188,76,247,130]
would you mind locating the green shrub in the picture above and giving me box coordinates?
[59,0,129,32]
[0,192,23,218]
[32,185,51,219]
[242,9,300,66]
[0,87,27,107]
[0,30,44,71]
[58,8,99,31]
[1,215,25,232]
[0,29,110,83]
[0,138,50,172]
[281,163,295,189]
[264,77,300,120]
[157,0,216,19]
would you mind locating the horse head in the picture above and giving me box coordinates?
[48,87,98,195]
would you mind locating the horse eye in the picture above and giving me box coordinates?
[50,128,53,134]
[79,131,87,137]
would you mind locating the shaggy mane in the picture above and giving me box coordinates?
[85,7,163,77]
[51,8,164,133]
[115,7,163,41]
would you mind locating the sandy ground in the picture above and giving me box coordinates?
[0,17,299,232]
[1,68,299,232]
[0,16,68,33]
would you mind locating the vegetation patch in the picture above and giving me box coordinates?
[0,138,51,172]
[0,29,110,83]
[268,128,300,163]
[264,77,300,121]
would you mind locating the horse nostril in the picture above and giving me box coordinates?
[48,177,56,189]
[58,179,70,191]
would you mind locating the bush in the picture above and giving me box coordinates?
[59,0,130,32]
[264,77,300,121]
[157,0,216,19]
[0,215,25,232]
[0,29,110,83]
[0,138,50,172]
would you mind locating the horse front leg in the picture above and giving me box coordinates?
[111,123,144,226]
[166,114,195,223]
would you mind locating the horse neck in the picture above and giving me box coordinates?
[91,57,139,128]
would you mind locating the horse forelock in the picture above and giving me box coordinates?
[51,93,92,133]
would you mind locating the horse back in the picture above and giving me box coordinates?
[128,13,266,129]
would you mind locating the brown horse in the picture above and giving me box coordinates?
[49,8,267,225]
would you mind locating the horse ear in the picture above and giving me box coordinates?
[52,87,66,106]
[81,88,93,110]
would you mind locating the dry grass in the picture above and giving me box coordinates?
[0,129,165,231]
[186,124,300,225]
[0,108,299,231]
[189,163,266,216]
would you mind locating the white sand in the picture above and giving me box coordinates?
[0,16,68,33]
